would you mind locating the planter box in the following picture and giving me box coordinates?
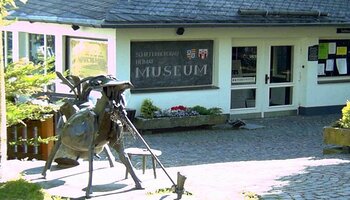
[134,114,229,131]
[7,117,55,161]
[323,126,350,146]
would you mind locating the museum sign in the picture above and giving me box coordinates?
[130,40,213,91]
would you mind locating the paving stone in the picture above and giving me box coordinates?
[6,114,350,200]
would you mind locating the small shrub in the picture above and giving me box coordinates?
[207,107,223,115]
[339,101,350,128]
[140,99,160,119]
[191,105,209,115]
[191,105,222,115]
[0,178,67,200]
[5,59,58,127]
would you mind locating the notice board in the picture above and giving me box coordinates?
[318,40,350,77]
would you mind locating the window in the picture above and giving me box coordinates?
[67,37,108,78]
[29,34,55,64]
[270,46,292,83]
[231,47,257,85]
[231,46,257,109]
[231,89,256,109]
[318,40,350,79]
[2,31,13,66]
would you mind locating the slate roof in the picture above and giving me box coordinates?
[8,0,350,27]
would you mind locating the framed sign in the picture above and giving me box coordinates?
[67,37,108,78]
[130,40,214,91]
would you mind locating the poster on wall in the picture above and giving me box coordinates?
[68,37,108,78]
[318,39,350,77]
[130,40,213,91]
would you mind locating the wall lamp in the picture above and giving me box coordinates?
[176,27,185,35]
[71,25,80,31]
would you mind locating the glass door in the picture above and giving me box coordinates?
[231,40,298,118]
[265,45,294,109]
[230,46,257,110]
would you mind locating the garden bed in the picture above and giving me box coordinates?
[134,114,229,131]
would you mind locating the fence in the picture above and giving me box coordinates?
[7,117,55,161]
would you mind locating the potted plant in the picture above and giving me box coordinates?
[134,99,228,131]
[5,59,58,160]
[323,101,350,147]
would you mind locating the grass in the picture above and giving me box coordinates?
[242,191,262,200]
[0,178,68,200]
[147,187,193,196]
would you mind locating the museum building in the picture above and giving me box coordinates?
[2,0,350,118]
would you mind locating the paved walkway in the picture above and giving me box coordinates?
[3,114,350,199]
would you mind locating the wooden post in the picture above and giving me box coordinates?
[39,117,55,160]
[175,172,187,200]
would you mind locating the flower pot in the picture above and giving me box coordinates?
[323,126,350,146]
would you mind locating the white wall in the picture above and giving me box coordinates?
[115,28,233,114]
[3,21,350,115]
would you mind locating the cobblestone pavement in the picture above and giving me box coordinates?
[6,114,350,200]
[120,114,350,199]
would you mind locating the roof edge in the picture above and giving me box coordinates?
[100,22,350,28]
[7,15,104,27]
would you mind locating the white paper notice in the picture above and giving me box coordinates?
[329,43,336,54]
[318,63,325,75]
[326,59,334,71]
[336,58,347,74]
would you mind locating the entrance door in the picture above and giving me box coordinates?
[231,40,298,118]
[262,45,296,117]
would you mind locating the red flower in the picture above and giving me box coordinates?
[171,105,187,111]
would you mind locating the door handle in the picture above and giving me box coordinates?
[265,74,269,84]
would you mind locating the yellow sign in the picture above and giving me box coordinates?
[336,46,347,56]
[69,38,108,77]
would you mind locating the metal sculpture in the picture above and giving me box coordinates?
[42,73,186,199]
[42,73,142,197]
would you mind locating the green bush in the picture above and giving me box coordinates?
[339,101,350,128]
[191,105,222,115]
[5,59,58,127]
[140,99,160,119]
[0,178,67,200]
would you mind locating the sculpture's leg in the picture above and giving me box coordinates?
[103,145,115,167]
[42,136,62,178]
[86,135,95,198]
[112,141,143,189]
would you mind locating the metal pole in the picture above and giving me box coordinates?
[122,114,177,187]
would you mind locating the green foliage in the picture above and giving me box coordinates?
[0,0,16,25]
[339,101,350,128]
[5,59,58,127]
[191,105,222,115]
[0,178,67,200]
[9,135,58,146]
[140,99,160,119]
[146,187,193,196]
[5,60,56,99]
[242,191,261,200]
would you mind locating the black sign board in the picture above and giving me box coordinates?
[337,28,350,34]
[130,40,213,91]
[308,45,318,61]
